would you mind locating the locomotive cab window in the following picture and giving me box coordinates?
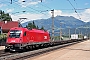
[9,30,22,38]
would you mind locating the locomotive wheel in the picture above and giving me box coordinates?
[4,49,10,52]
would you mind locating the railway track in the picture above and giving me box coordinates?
[0,50,17,58]
[0,50,4,54]
[0,40,83,60]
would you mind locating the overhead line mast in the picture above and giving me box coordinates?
[51,9,54,41]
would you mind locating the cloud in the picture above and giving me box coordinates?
[11,13,47,23]
[11,9,90,24]
[48,9,90,22]
[28,1,40,5]
[6,9,14,13]
[18,0,40,7]
[84,8,90,14]
[85,3,89,5]
[80,9,90,22]
[49,10,62,17]
[0,4,6,8]
[62,9,90,22]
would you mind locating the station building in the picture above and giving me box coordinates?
[0,21,21,34]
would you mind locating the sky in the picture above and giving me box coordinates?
[0,0,90,23]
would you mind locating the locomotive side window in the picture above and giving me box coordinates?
[9,30,22,38]
[23,31,26,36]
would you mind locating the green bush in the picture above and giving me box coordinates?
[0,33,7,42]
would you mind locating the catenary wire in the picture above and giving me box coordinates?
[67,0,81,19]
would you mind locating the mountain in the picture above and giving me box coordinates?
[22,16,90,36]
[22,16,85,29]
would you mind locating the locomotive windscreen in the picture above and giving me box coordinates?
[9,30,22,38]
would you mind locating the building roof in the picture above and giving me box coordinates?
[0,21,19,33]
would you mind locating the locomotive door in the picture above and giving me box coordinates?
[23,31,28,43]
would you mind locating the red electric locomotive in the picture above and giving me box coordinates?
[5,27,50,51]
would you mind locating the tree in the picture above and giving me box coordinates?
[40,26,45,30]
[26,22,33,29]
[26,21,37,29]
[32,21,36,28]
[0,10,12,21]
[26,21,45,30]
[36,25,39,29]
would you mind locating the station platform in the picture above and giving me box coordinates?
[0,46,5,50]
[27,40,90,60]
